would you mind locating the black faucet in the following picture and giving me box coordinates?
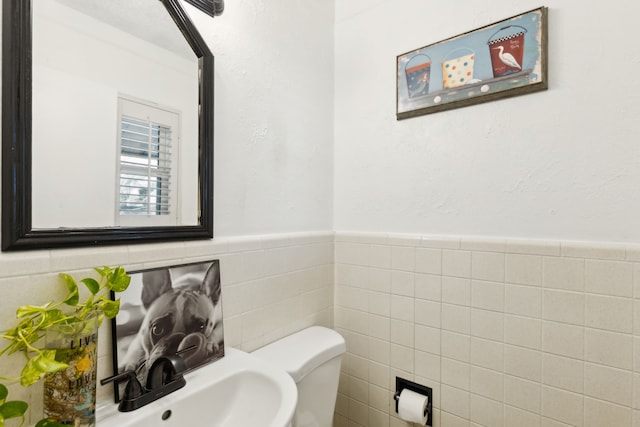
[101,354,187,412]
[145,354,187,390]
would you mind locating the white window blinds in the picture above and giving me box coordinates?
[117,97,180,226]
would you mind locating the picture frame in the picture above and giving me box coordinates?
[396,6,548,119]
[110,259,224,402]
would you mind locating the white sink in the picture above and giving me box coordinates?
[97,348,297,427]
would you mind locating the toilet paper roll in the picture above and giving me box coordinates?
[397,388,429,424]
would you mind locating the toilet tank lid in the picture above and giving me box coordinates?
[252,326,346,383]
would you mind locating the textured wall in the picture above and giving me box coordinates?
[0,2,335,422]
[188,0,335,237]
[334,0,640,242]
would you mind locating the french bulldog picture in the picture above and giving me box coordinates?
[114,260,224,390]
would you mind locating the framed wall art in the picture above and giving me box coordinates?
[396,6,548,119]
[109,259,224,401]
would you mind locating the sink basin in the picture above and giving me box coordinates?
[97,348,297,427]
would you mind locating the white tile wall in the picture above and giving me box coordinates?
[0,232,334,426]
[334,232,640,427]
[4,230,640,427]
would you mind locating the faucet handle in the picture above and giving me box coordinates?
[146,354,187,390]
[101,370,145,402]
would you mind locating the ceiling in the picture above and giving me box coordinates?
[52,0,196,59]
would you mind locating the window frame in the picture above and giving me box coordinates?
[116,96,181,227]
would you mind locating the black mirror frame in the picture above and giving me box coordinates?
[1,0,214,251]
[185,0,224,17]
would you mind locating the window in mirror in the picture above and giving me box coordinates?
[117,97,180,226]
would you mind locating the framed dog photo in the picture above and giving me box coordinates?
[110,259,224,401]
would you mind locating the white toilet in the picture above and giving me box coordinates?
[252,326,346,427]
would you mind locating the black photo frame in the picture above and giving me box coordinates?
[110,259,224,402]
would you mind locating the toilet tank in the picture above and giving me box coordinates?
[252,326,346,427]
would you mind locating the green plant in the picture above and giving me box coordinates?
[0,266,131,427]
[0,384,28,426]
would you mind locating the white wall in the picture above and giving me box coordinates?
[331,4,640,426]
[334,0,640,243]
[189,0,335,236]
[3,0,640,425]
[0,0,335,424]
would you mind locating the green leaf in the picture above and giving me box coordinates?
[107,267,131,293]
[15,305,45,319]
[94,266,111,278]
[100,298,121,319]
[80,278,100,295]
[0,401,28,419]
[20,351,68,386]
[0,385,7,404]
[60,274,79,306]
[43,309,65,325]
[1,327,19,340]
[1,321,38,355]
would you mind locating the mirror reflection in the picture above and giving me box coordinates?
[31,0,200,229]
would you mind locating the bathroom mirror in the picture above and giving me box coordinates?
[186,0,225,17]
[2,0,215,250]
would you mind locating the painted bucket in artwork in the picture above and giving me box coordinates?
[441,47,475,89]
[487,25,527,77]
[405,54,432,99]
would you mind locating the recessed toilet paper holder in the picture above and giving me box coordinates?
[393,376,433,426]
